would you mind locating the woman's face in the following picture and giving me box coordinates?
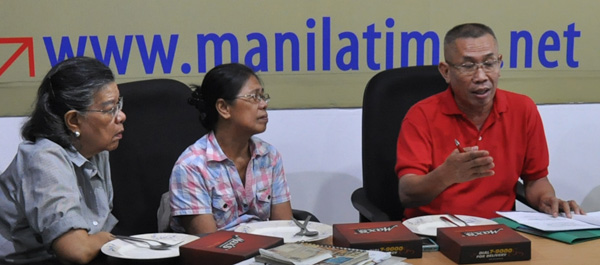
[228,75,269,135]
[77,82,126,158]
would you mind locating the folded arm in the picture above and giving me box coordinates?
[52,229,113,264]
[180,214,218,235]
[180,200,292,235]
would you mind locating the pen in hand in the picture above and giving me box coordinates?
[454,139,465,153]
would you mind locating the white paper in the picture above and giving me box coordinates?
[497,211,600,231]
[569,211,600,226]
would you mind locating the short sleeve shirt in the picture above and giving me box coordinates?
[395,88,549,219]
[0,138,117,260]
[169,131,291,231]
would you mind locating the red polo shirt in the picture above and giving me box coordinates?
[395,87,549,219]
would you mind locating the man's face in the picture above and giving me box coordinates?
[439,34,501,114]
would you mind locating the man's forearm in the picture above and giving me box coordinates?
[524,177,556,210]
[398,168,453,208]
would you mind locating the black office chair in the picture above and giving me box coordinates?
[351,65,532,222]
[109,79,205,235]
[110,79,318,235]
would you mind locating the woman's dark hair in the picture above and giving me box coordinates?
[188,63,260,131]
[21,56,115,148]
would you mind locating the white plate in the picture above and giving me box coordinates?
[402,214,497,237]
[101,233,199,260]
[234,220,332,243]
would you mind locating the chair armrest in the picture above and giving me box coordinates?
[351,188,391,222]
[516,180,535,210]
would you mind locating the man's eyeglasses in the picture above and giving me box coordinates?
[83,97,123,117]
[447,59,501,75]
[236,93,270,103]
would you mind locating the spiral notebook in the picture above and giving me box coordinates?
[256,242,370,265]
[309,243,369,265]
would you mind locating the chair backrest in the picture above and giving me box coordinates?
[109,79,206,235]
[361,65,447,221]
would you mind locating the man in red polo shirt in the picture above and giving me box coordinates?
[395,23,583,219]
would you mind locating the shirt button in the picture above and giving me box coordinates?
[478,136,482,141]
[243,203,248,208]
[92,221,98,226]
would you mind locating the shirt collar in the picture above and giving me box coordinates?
[205,131,268,162]
[66,145,89,167]
[67,144,102,179]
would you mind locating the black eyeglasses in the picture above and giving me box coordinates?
[82,97,123,117]
[447,58,502,75]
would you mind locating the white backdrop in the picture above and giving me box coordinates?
[1,104,599,225]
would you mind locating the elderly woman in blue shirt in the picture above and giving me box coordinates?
[0,57,126,264]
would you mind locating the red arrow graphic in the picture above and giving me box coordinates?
[0,37,35,77]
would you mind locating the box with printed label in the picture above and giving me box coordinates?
[333,221,422,258]
[437,224,531,264]
[179,231,284,265]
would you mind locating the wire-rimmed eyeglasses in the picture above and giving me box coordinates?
[446,58,501,75]
[236,93,270,103]
[82,96,123,117]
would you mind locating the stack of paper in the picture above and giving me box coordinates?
[497,211,600,231]
[495,211,600,244]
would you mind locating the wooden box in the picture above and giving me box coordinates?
[437,224,530,264]
[179,231,284,265]
[332,221,422,258]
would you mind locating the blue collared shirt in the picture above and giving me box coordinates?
[0,138,117,261]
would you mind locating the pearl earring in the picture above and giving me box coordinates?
[74,131,80,138]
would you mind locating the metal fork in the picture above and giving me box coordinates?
[292,216,319,237]
[114,235,183,250]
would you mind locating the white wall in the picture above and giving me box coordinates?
[0,117,24,170]
[1,104,599,225]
